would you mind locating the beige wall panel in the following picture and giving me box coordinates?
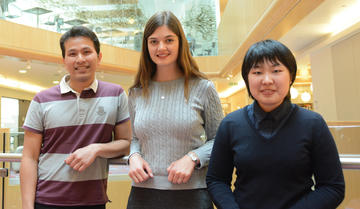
[331,32,360,120]
[352,32,360,95]
[311,46,338,120]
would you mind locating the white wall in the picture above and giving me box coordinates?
[311,31,360,121]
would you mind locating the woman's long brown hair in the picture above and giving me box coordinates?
[130,11,207,99]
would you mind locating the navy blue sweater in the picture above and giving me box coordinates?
[206,105,345,209]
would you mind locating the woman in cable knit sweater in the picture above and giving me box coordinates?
[126,11,224,209]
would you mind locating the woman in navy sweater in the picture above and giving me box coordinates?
[206,39,345,209]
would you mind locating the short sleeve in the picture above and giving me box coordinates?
[23,98,44,134]
[116,91,130,124]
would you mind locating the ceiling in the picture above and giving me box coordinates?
[280,0,360,69]
[0,0,360,95]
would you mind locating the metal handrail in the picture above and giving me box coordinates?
[0,153,21,162]
[339,154,360,169]
[0,153,128,164]
[0,153,359,169]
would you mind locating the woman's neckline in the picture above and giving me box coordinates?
[151,76,185,84]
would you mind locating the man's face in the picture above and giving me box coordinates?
[63,36,101,84]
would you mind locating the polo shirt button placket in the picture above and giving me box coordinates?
[78,98,86,119]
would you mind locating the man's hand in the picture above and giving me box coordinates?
[128,153,153,183]
[167,153,197,184]
[65,144,99,172]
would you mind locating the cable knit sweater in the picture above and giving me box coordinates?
[128,77,223,190]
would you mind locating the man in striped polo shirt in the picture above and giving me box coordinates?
[20,26,131,209]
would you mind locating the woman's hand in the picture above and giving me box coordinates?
[128,153,153,183]
[167,154,197,184]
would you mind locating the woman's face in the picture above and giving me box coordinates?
[248,59,291,112]
[147,25,179,69]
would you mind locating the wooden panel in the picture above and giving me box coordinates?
[0,20,139,74]
[338,170,360,209]
[107,179,132,209]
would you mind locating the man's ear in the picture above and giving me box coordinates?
[98,52,102,62]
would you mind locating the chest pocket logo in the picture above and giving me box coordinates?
[96,106,106,116]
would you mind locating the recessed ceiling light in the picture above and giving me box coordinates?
[53,80,59,84]
[19,69,27,74]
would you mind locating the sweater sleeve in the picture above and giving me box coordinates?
[289,116,345,209]
[128,89,141,156]
[206,118,240,209]
[191,81,224,168]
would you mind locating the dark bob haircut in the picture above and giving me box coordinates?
[241,39,297,100]
[60,26,100,58]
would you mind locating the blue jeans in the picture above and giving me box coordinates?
[127,187,214,209]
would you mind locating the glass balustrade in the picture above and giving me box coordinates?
[329,122,360,209]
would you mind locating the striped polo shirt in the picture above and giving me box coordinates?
[23,75,129,206]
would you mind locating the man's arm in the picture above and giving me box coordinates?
[98,119,132,158]
[20,130,42,209]
[65,120,132,172]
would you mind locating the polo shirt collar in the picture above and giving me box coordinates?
[60,74,98,95]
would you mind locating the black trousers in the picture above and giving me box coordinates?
[35,203,105,209]
[127,187,214,209]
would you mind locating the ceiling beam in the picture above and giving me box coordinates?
[218,0,325,78]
